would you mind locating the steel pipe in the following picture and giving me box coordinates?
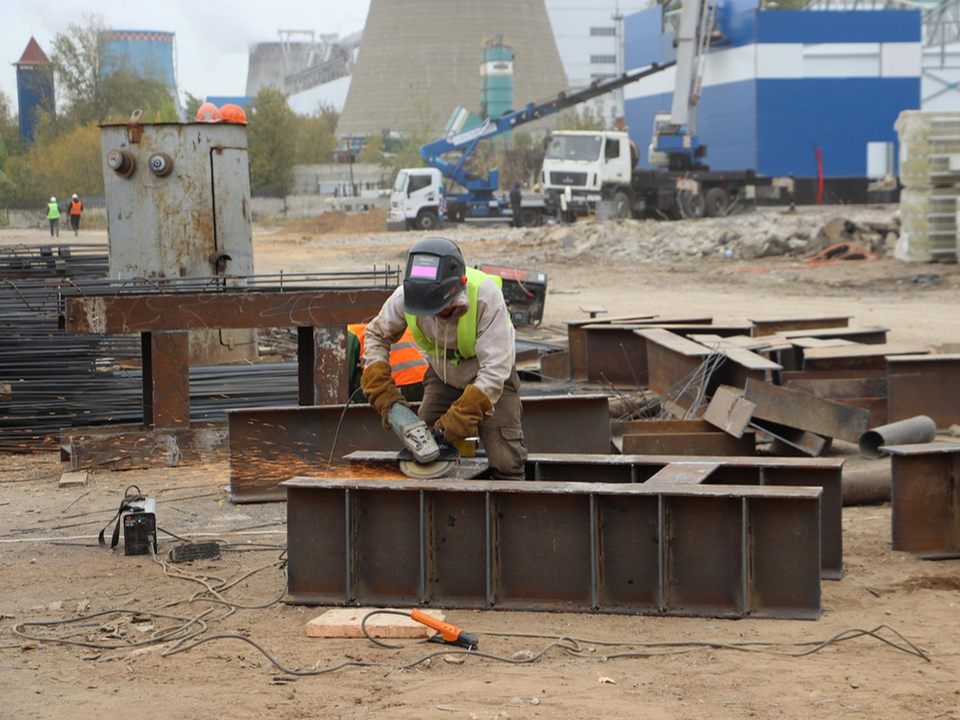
[859,415,937,459]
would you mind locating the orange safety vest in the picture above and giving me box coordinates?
[69,200,82,216]
[348,323,428,387]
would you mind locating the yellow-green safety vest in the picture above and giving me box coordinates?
[47,202,60,220]
[404,267,503,365]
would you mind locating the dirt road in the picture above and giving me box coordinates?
[2,206,960,718]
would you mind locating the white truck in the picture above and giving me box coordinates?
[387,167,550,231]
[541,127,779,220]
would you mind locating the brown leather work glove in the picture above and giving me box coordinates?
[361,361,406,430]
[435,384,493,443]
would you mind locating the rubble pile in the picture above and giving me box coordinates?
[513,209,901,265]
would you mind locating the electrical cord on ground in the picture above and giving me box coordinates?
[325,385,366,476]
[10,529,931,678]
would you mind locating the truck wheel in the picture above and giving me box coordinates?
[612,191,631,220]
[704,187,731,217]
[520,208,541,227]
[679,191,706,219]
[415,209,439,230]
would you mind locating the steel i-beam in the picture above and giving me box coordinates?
[284,477,822,620]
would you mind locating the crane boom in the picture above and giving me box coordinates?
[419,61,675,195]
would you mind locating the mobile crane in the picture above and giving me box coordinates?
[541,0,789,220]
[387,61,675,231]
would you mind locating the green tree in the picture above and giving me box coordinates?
[0,92,24,175]
[51,14,178,126]
[247,87,297,192]
[557,107,605,131]
[295,105,339,164]
[183,92,204,121]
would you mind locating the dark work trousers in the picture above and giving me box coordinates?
[512,207,523,228]
[418,365,527,480]
[70,214,81,235]
[49,218,59,237]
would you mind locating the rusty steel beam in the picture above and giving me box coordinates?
[227,395,612,502]
[297,326,350,405]
[344,450,844,580]
[744,378,869,444]
[888,355,960,429]
[64,289,392,334]
[802,344,929,372]
[566,316,711,381]
[523,452,843,579]
[539,350,570,380]
[621,431,756,456]
[284,476,822,619]
[142,331,190,428]
[884,442,960,559]
[749,315,851,337]
[777,326,889,345]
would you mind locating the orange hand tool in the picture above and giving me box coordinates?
[411,608,479,649]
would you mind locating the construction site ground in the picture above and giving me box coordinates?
[2,205,960,719]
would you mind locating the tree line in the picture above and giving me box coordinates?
[0,16,340,207]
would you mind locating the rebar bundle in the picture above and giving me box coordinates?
[0,250,400,451]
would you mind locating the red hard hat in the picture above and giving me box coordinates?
[196,102,220,122]
[220,104,247,125]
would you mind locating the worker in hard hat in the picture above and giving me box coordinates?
[46,197,60,237]
[361,238,526,480]
[68,194,83,236]
[348,323,427,402]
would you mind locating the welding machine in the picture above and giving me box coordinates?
[475,264,547,326]
[99,485,157,556]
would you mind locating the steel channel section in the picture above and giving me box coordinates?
[284,477,822,620]
[522,453,843,579]
[228,396,612,502]
[888,449,960,558]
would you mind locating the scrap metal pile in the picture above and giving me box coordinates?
[260,311,960,621]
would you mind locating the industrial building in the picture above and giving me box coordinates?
[623,0,922,179]
[337,0,568,137]
[98,30,180,112]
[244,31,360,114]
[13,37,54,143]
[544,0,648,128]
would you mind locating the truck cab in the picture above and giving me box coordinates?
[388,167,443,231]
[541,130,634,215]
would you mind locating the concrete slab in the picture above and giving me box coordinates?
[305,607,444,639]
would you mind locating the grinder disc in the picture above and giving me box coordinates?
[399,459,458,479]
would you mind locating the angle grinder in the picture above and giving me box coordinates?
[388,403,460,479]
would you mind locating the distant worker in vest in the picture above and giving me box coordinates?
[68,194,83,236]
[46,197,60,237]
[509,181,523,228]
[347,323,428,402]
[361,238,526,480]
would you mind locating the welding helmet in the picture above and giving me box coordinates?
[403,237,466,316]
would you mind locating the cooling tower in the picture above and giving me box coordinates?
[338,0,568,136]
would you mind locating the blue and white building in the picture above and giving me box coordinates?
[623,0,922,178]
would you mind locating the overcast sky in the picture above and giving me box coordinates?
[2,0,371,110]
